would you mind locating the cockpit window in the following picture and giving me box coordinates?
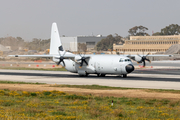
[125,59,131,62]
[119,58,131,62]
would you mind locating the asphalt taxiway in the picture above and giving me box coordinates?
[0,68,179,90]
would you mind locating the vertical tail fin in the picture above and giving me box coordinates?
[50,22,64,55]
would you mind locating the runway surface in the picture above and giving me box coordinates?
[0,68,180,90]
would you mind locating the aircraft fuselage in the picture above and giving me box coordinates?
[57,54,134,76]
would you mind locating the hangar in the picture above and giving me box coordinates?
[60,35,106,52]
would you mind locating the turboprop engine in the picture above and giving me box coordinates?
[135,53,151,67]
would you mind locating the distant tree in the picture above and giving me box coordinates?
[24,38,50,51]
[78,43,87,52]
[0,36,25,50]
[95,34,123,51]
[152,32,162,36]
[128,26,149,36]
[152,24,180,36]
[161,24,180,35]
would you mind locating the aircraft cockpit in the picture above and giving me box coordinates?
[119,58,131,62]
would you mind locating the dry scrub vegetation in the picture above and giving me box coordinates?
[0,84,179,119]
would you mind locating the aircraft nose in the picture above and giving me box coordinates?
[125,64,134,73]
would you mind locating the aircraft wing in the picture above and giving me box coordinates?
[9,55,55,58]
[144,54,173,57]
[126,54,173,61]
[54,54,76,59]
[54,54,91,61]
[127,54,172,58]
[8,54,76,59]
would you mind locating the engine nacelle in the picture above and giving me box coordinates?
[74,56,82,63]
[64,60,77,73]
[52,57,59,63]
[134,55,142,63]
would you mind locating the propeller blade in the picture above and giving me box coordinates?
[58,50,61,57]
[84,60,88,65]
[137,53,141,58]
[77,52,89,67]
[143,61,146,67]
[137,52,151,67]
[57,61,61,65]
[79,53,82,57]
[80,61,83,67]
[146,52,150,57]
[145,58,151,62]
[62,61,66,67]
[63,51,66,56]
[57,49,67,67]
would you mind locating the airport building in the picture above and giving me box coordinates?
[113,35,180,54]
[60,36,106,51]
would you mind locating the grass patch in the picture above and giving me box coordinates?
[0,67,67,71]
[0,89,178,119]
[146,89,180,94]
[50,84,180,94]
[50,84,138,90]
[0,80,45,84]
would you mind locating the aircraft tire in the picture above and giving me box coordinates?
[97,74,100,77]
[85,73,89,77]
[122,74,127,78]
[100,74,106,77]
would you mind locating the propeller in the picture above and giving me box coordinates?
[76,52,89,68]
[137,52,151,67]
[56,50,66,67]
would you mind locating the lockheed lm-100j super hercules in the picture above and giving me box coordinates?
[9,23,171,77]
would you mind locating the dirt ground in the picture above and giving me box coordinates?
[1,84,180,100]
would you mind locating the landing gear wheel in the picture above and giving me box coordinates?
[85,73,89,77]
[97,74,100,77]
[100,74,106,77]
[122,74,127,78]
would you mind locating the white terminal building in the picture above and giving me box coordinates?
[60,35,106,51]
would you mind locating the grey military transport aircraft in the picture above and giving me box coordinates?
[9,23,172,77]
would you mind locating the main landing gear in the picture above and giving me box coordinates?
[122,74,127,78]
[97,74,106,77]
[97,74,127,77]
[78,72,89,77]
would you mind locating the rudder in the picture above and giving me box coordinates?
[50,22,64,55]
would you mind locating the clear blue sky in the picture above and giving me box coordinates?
[0,0,180,41]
